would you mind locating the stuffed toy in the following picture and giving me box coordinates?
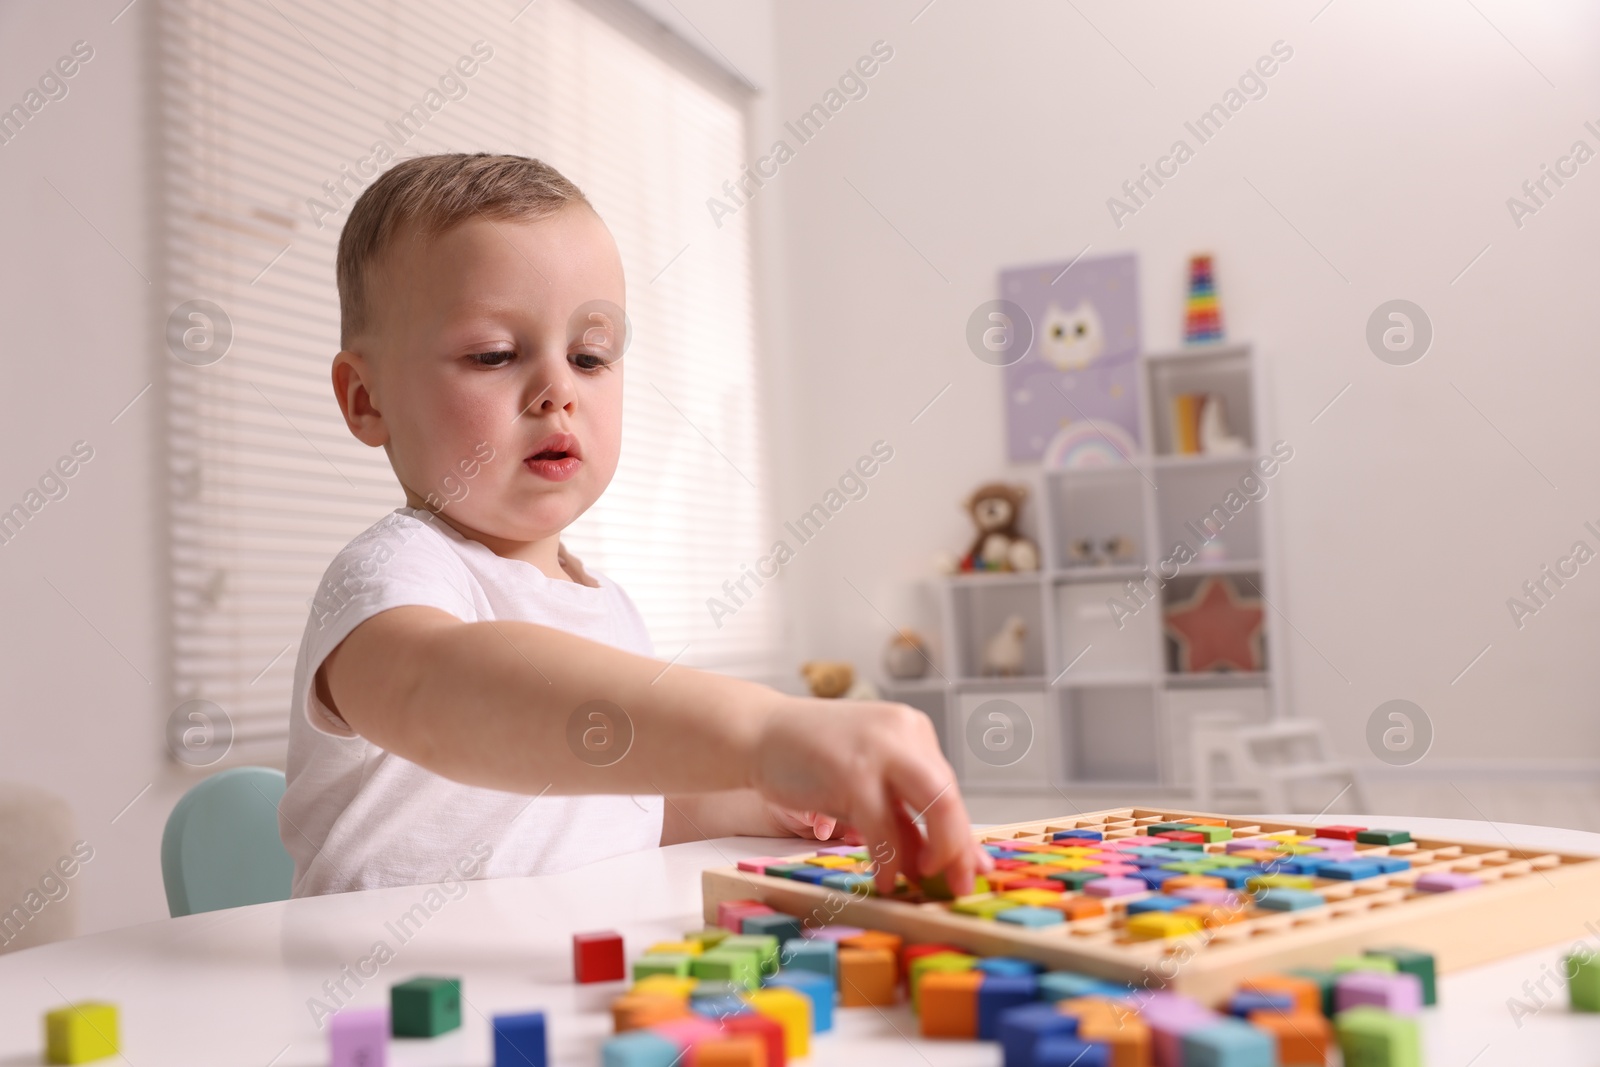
[961,482,1040,573]
[800,660,880,700]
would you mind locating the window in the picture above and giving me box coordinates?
[159,0,776,759]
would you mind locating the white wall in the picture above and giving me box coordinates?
[761,1,1600,772]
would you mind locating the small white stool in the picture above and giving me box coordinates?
[1189,712,1367,814]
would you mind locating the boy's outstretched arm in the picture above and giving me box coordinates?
[321,605,988,895]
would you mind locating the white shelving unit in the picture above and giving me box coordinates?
[884,342,1287,792]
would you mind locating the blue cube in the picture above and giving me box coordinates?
[741,912,804,942]
[997,906,1065,928]
[976,956,1045,978]
[978,974,1039,1040]
[1254,887,1325,912]
[1181,1018,1276,1067]
[999,1003,1079,1067]
[780,937,837,983]
[493,1010,547,1067]
[1227,989,1294,1017]
[1053,829,1103,842]
[1127,895,1189,914]
[1372,856,1412,874]
[764,968,833,1032]
[785,865,832,885]
[1316,860,1383,881]
[1037,971,1101,1003]
[690,994,752,1021]
[1214,866,1269,889]
[1035,1036,1111,1066]
[601,1031,679,1067]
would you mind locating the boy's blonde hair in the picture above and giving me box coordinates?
[336,153,591,349]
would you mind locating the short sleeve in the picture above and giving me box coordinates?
[296,513,479,738]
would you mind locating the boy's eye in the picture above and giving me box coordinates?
[470,350,515,368]
[572,351,615,372]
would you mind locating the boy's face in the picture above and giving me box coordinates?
[339,205,627,549]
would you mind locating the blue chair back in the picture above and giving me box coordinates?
[161,766,294,917]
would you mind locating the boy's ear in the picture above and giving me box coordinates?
[331,350,389,448]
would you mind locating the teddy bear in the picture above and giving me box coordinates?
[961,482,1040,573]
[799,660,880,700]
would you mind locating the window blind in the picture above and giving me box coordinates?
[158,0,777,760]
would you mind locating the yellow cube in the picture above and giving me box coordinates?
[1126,913,1204,941]
[1048,859,1102,871]
[1247,873,1315,891]
[631,975,698,999]
[45,1002,118,1065]
[647,940,704,957]
[1002,889,1065,907]
[744,987,811,1058]
[804,855,856,870]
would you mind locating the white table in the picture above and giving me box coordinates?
[1,817,1598,1066]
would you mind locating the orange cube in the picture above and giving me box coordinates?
[1248,1008,1331,1065]
[1178,902,1246,929]
[1240,973,1323,1015]
[693,1035,769,1066]
[1077,1007,1152,1067]
[1162,875,1227,892]
[610,992,689,1032]
[841,929,903,959]
[1048,896,1107,921]
[839,946,898,1007]
[918,970,984,1038]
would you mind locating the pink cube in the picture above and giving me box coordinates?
[1414,871,1483,892]
[651,1016,723,1048]
[1224,838,1274,853]
[330,1007,387,1067]
[1171,887,1240,907]
[1090,863,1138,877]
[717,899,775,931]
[1304,837,1357,853]
[1083,876,1147,898]
[803,924,866,942]
[1336,970,1424,1014]
[736,856,788,873]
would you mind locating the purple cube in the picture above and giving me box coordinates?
[1083,876,1147,898]
[330,1007,388,1067]
[1336,970,1424,1014]
[1171,887,1240,907]
[1414,871,1483,892]
[803,924,866,942]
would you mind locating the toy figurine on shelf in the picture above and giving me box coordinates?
[1183,253,1224,343]
[883,629,931,681]
[799,660,880,700]
[982,615,1028,677]
[954,482,1039,573]
[1067,534,1138,568]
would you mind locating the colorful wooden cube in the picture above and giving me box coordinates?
[574,931,627,983]
[1126,912,1203,940]
[693,1035,768,1066]
[838,946,897,1007]
[599,1030,679,1067]
[1034,1035,1112,1066]
[977,974,1038,1040]
[1337,972,1423,1015]
[1181,1017,1276,1067]
[1239,973,1323,1015]
[610,992,690,1032]
[492,1011,546,1067]
[997,905,1066,927]
[717,899,775,931]
[765,969,834,1032]
[908,951,977,1010]
[744,986,811,1059]
[1354,829,1411,845]
[329,1007,387,1067]
[44,1002,119,1065]
[1247,1009,1331,1065]
[722,934,781,977]
[780,937,837,983]
[743,912,804,942]
[1568,951,1600,1012]
[999,1002,1080,1067]
[722,1011,787,1067]
[1334,1005,1421,1067]
[1364,947,1436,1006]
[391,976,461,1037]
[691,948,761,990]
[633,954,693,981]
[918,970,984,1038]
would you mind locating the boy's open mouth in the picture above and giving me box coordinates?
[525,433,583,482]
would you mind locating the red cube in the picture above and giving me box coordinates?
[1317,825,1368,841]
[573,930,625,984]
[1155,830,1205,843]
[723,1011,787,1067]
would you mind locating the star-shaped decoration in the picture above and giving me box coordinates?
[1164,576,1264,673]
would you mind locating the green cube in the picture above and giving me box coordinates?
[1048,870,1106,890]
[1335,1006,1421,1067]
[951,893,1018,919]
[684,927,729,950]
[1366,947,1437,1006]
[1191,826,1233,843]
[391,976,461,1037]
[691,947,761,990]
[1334,955,1397,975]
[1355,829,1411,846]
[44,1002,119,1065]
[1288,967,1338,1016]
[1146,822,1198,835]
[1568,951,1600,1012]
[721,934,780,976]
[633,953,692,980]
[763,863,809,878]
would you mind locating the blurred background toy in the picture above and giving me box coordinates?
[960,482,1039,572]
[882,630,931,681]
[981,615,1028,677]
[1183,253,1223,343]
[799,660,880,700]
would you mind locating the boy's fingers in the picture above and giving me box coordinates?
[853,786,904,897]
[900,769,977,895]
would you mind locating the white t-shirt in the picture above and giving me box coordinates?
[280,505,664,897]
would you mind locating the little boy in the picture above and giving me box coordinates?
[280,153,987,899]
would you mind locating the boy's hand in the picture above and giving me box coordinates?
[766,805,841,841]
[750,697,992,897]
